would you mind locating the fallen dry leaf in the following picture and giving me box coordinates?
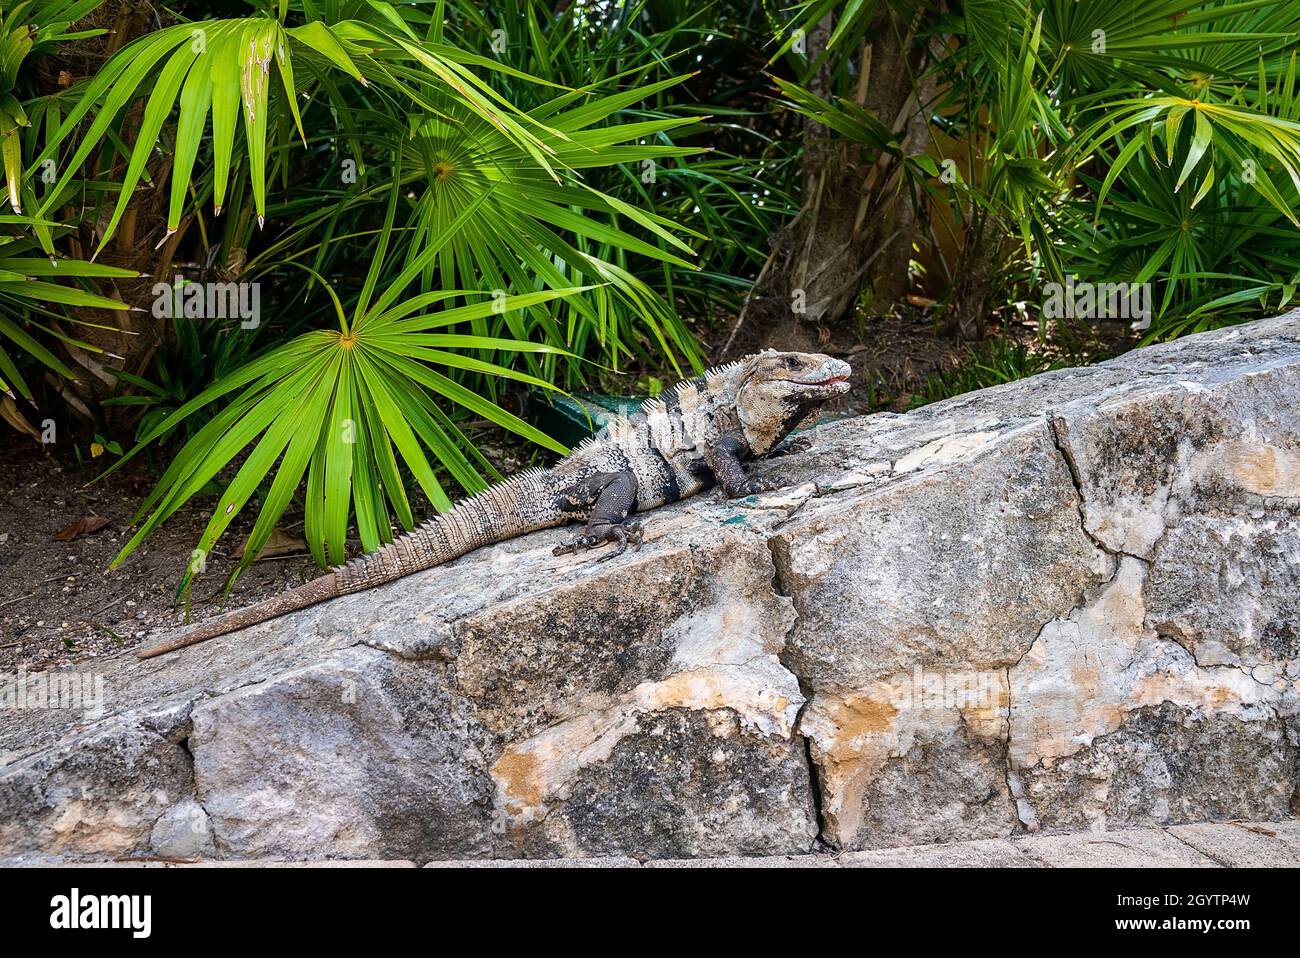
[52,515,111,541]
[234,526,308,560]
[1,395,41,442]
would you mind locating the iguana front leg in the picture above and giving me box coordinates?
[706,434,777,498]
[553,470,643,560]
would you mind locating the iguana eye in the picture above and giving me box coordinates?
[784,356,798,369]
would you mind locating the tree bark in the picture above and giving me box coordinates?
[950,222,993,341]
[728,6,932,355]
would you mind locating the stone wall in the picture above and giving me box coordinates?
[3,313,1299,861]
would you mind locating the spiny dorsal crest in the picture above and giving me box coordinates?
[568,359,750,456]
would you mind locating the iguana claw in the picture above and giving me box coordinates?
[768,435,813,457]
[553,519,643,561]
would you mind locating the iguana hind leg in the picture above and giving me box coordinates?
[553,470,641,560]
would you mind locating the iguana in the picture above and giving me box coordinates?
[137,350,851,659]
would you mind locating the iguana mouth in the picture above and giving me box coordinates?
[789,374,849,387]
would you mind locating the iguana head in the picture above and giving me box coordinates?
[735,350,852,454]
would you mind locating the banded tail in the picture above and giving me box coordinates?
[137,468,564,659]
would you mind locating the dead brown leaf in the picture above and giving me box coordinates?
[1,396,42,442]
[52,515,111,541]
[234,527,308,560]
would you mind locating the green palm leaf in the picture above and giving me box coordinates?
[28,13,563,254]
[105,176,592,591]
[0,219,135,399]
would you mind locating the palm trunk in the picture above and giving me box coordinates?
[729,6,933,353]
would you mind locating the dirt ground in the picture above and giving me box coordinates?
[823,312,985,415]
[0,439,319,671]
[1,312,1133,672]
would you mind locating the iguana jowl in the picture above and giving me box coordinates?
[137,350,851,659]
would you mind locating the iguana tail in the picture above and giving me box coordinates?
[136,468,565,659]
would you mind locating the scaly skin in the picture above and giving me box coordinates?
[137,350,851,659]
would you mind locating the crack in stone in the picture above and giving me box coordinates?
[765,533,829,850]
[1045,406,1300,687]
[1047,408,1240,684]
[171,732,223,857]
[763,425,1134,850]
[1046,411,1120,561]
[1000,665,1038,835]
[1164,826,1231,866]
[798,725,830,852]
[1000,550,1131,820]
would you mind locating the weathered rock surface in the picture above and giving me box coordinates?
[10,821,1300,867]
[2,511,816,861]
[4,312,1300,860]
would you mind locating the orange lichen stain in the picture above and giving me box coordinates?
[1070,660,1101,697]
[491,749,544,810]
[1091,702,1128,735]
[1131,672,1240,712]
[1220,442,1300,497]
[632,668,793,728]
[1024,699,1130,768]
[833,694,899,737]
[962,684,1010,732]
[640,670,728,712]
[1205,686,1234,707]
[1232,445,1279,494]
